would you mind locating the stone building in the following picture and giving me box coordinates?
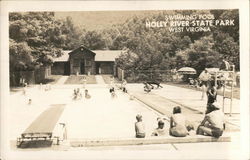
[51,46,122,75]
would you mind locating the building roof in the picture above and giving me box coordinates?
[93,50,122,61]
[53,50,122,62]
[53,50,71,62]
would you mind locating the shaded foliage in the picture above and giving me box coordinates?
[9,12,79,85]
[9,9,239,84]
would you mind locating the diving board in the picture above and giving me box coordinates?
[17,104,66,147]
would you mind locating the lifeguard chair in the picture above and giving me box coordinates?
[206,65,236,116]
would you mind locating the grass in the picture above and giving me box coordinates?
[166,82,240,99]
[101,75,111,84]
[101,74,120,84]
[38,75,62,84]
[10,75,62,94]
[64,75,97,84]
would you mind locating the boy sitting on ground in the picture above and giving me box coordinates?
[151,120,168,136]
[135,114,146,138]
[196,102,225,138]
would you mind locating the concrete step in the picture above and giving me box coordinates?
[70,135,231,147]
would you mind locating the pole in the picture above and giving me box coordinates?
[230,80,233,117]
[121,69,124,81]
[230,65,235,117]
[215,72,217,88]
[222,83,225,113]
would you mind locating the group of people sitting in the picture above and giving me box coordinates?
[135,102,225,138]
[188,78,200,88]
[72,88,91,100]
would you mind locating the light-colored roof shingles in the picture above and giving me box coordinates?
[93,50,122,62]
[53,50,71,62]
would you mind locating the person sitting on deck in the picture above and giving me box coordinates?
[151,120,168,136]
[135,114,146,138]
[143,82,152,93]
[196,102,225,138]
[189,78,195,86]
[85,89,91,99]
[169,106,191,137]
[146,80,163,89]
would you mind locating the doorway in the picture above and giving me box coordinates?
[80,61,85,74]
[96,62,100,74]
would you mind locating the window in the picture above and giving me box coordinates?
[85,59,92,66]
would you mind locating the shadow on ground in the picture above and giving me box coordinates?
[18,140,53,148]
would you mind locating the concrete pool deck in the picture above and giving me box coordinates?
[8,81,239,150]
[126,83,240,131]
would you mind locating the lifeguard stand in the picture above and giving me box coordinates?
[213,65,236,116]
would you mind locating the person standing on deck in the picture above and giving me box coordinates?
[220,57,232,81]
[206,82,217,114]
[82,76,87,89]
[199,69,211,100]
[220,57,231,71]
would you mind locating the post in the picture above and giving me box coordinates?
[229,65,235,117]
[230,79,233,117]
[121,69,124,81]
[214,72,217,88]
[222,83,226,112]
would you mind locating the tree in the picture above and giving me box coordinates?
[60,17,81,50]
[81,31,106,50]
[213,31,239,70]
[9,12,73,86]
[176,35,220,74]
